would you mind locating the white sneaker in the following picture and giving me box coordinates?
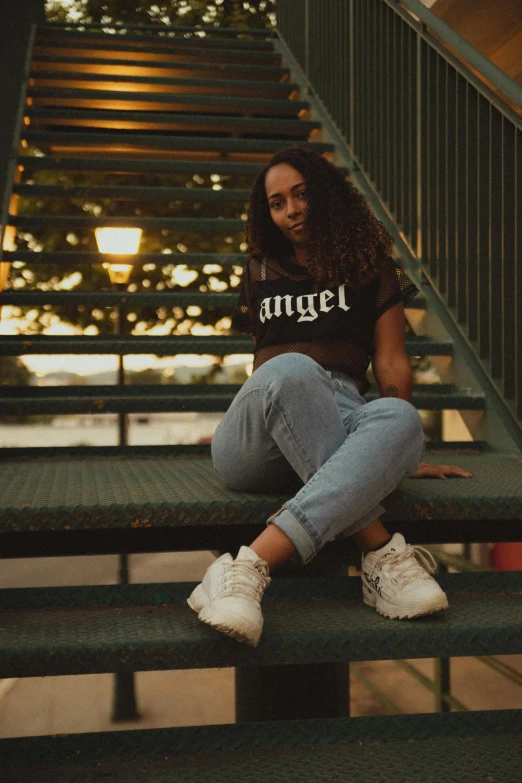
[361,533,449,619]
[187,547,271,647]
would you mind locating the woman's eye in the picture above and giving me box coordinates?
[298,191,307,200]
[270,201,282,209]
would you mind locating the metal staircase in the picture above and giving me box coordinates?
[1,1,521,780]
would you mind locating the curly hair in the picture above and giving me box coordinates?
[246,147,395,292]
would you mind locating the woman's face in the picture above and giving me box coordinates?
[265,163,309,246]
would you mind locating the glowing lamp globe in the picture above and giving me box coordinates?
[95,227,142,285]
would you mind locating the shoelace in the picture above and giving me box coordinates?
[220,561,270,600]
[381,545,437,588]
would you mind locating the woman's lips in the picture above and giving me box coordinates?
[291,222,305,232]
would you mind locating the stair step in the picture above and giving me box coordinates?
[34,39,281,66]
[31,54,290,82]
[0,334,453,356]
[36,29,275,52]
[1,710,521,783]
[0,572,521,678]
[0,384,486,415]
[0,251,248,266]
[23,131,334,156]
[9,215,245,231]
[17,157,301,176]
[14,184,253,201]
[0,288,426,310]
[0,442,490,460]
[27,108,317,136]
[40,23,274,36]
[30,69,298,97]
[0,454,520,556]
[29,87,309,115]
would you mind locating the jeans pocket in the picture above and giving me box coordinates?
[332,379,365,406]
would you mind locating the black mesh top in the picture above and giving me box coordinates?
[232,255,419,394]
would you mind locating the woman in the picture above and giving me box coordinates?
[188,147,472,647]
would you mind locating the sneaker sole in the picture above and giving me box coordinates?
[197,604,262,647]
[186,583,209,614]
[364,594,449,620]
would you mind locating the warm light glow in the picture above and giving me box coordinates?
[95,227,142,255]
[95,227,142,285]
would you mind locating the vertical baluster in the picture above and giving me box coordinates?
[390,11,398,217]
[501,120,516,400]
[437,58,448,294]
[477,94,491,362]
[514,130,522,419]
[455,73,468,324]
[446,65,457,308]
[428,47,438,279]
[467,86,478,342]
[490,107,503,380]
[383,2,391,204]
[417,33,427,261]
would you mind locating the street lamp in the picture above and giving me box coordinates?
[95,226,142,724]
[95,227,142,447]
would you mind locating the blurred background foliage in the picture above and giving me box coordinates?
[5,1,275,337]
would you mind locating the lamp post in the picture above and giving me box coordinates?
[95,226,142,722]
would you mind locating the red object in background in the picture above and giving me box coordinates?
[490,543,522,570]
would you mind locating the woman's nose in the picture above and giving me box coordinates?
[287,199,302,218]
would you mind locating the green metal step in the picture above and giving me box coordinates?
[2,710,521,783]
[28,108,317,136]
[16,157,291,176]
[0,334,452,356]
[0,572,521,678]
[14,184,252,201]
[0,251,247,266]
[23,131,334,155]
[0,442,490,460]
[36,30,275,51]
[9,215,245,231]
[0,384,485,416]
[30,69,298,96]
[29,87,308,115]
[0,454,520,557]
[40,22,274,36]
[31,54,290,81]
[0,289,426,310]
[34,38,281,65]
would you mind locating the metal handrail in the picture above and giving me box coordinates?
[397,0,521,110]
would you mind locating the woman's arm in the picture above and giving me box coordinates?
[372,302,472,479]
[372,301,412,401]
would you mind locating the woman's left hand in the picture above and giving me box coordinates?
[408,462,473,479]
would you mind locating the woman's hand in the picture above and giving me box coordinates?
[408,462,473,479]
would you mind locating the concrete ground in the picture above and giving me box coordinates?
[0,552,521,738]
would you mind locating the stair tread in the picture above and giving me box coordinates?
[23,131,334,154]
[0,384,486,414]
[0,453,520,532]
[29,87,308,111]
[36,30,275,51]
[2,710,520,782]
[30,69,297,93]
[31,54,289,78]
[0,334,453,355]
[34,38,280,63]
[27,108,316,132]
[0,573,521,678]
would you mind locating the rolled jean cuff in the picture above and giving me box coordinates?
[329,503,387,542]
[270,506,319,565]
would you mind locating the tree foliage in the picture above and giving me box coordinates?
[8,2,275,340]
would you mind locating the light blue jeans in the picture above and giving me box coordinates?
[211,353,425,564]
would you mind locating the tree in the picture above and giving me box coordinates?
[9,2,275,339]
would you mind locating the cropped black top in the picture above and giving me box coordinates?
[232,254,419,394]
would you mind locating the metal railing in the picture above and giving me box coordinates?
[276,0,522,424]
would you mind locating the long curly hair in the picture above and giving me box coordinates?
[246,147,394,292]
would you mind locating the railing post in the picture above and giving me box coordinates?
[304,0,310,78]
